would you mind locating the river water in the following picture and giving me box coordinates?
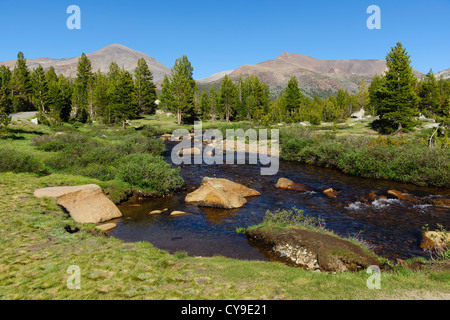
[109,140,450,262]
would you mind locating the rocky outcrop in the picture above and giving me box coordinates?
[34,185,123,224]
[185,177,260,209]
[275,178,312,192]
[247,226,381,272]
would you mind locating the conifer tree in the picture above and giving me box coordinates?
[355,79,370,113]
[283,76,303,115]
[0,86,11,130]
[0,66,12,127]
[73,53,93,122]
[111,69,138,129]
[200,91,210,121]
[11,52,33,112]
[57,75,73,123]
[209,87,219,121]
[169,55,196,124]
[134,58,157,115]
[219,75,238,122]
[376,42,419,132]
[418,70,441,117]
[92,70,109,121]
[159,75,173,112]
[31,65,49,117]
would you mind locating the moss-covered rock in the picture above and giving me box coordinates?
[246,226,381,273]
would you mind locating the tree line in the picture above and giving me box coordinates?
[0,52,157,129]
[1,42,449,134]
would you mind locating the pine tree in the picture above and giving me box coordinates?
[0,66,12,126]
[31,65,49,117]
[73,53,93,122]
[368,74,385,115]
[134,58,157,115]
[111,69,138,129]
[11,52,33,112]
[57,75,73,123]
[200,91,210,121]
[46,66,58,84]
[355,79,370,113]
[209,87,219,121]
[284,76,303,116]
[92,70,109,122]
[159,75,173,112]
[0,86,11,130]
[418,70,441,117]
[377,42,419,132]
[169,55,196,124]
[219,75,238,122]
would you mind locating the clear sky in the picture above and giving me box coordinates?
[0,0,448,79]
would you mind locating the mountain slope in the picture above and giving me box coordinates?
[0,44,171,83]
[436,68,450,80]
[202,52,424,98]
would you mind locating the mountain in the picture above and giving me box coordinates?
[199,52,425,98]
[436,68,450,80]
[196,70,234,84]
[0,44,171,83]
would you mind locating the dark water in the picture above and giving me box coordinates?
[109,141,450,262]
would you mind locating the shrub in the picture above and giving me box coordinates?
[261,207,326,231]
[72,163,117,181]
[115,133,165,156]
[0,147,41,173]
[116,153,184,195]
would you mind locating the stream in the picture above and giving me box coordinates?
[109,140,450,262]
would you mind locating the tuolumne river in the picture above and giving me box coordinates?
[109,139,450,263]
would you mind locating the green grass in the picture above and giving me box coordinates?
[278,125,450,188]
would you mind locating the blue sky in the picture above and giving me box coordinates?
[0,0,449,79]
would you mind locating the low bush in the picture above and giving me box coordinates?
[115,153,183,195]
[279,127,450,188]
[259,207,326,231]
[0,147,41,173]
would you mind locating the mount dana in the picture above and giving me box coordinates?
[198,52,425,98]
[0,44,171,83]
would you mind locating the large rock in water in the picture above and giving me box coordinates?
[246,226,381,272]
[202,177,261,197]
[185,177,260,209]
[275,178,312,192]
[34,185,123,224]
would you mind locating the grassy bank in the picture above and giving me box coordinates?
[0,120,183,202]
[1,172,450,300]
[278,124,450,188]
[1,118,450,300]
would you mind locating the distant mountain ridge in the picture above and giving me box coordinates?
[436,68,450,80]
[1,45,440,97]
[0,44,171,83]
[198,52,426,98]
